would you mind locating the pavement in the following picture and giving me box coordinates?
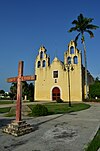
[0,102,100,151]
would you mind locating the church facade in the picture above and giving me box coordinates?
[34,40,94,102]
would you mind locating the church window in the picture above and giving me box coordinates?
[40,51,43,59]
[42,60,46,67]
[73,56,78,64]
[55,79,57,83]
[67,56,71,64]
[70,46,74,54]
[53,71,58,78]
[37,61,41,68]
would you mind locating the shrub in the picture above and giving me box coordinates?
[29,97,34,102]
[56,98,63,103]
[84,98,100,103]
[32,104,48,116]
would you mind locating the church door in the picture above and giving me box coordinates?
[52,87,60,100]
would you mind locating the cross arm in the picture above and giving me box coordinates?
[7,77,18,83]
[21,75,36,81]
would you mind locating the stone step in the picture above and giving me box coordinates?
[2,120,33,136]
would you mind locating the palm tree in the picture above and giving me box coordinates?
[68,13,99,99]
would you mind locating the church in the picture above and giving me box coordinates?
[34,40,94,102]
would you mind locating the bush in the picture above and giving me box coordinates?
[32,104,48,116]
[56,98,63,103]
[29,97,34,102]
[84,98,100,103]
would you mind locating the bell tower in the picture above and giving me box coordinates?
[64,40,83,101]
[35,46,50,69]
[64,40,81,65]
[35,46,50,101]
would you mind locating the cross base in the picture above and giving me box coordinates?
[2,120,33,136]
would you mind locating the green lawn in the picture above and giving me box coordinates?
[29,103,90,115]
[0,100,14,104]
[85,127,100,151]
[0,102,90,116]
[0,107,11,113]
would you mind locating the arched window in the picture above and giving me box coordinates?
[37,61,41,68]
[40,51,43,59]
[73,56,78,64]
[67,56,71,64]
[70,46,74,54]
[42,60,46,67]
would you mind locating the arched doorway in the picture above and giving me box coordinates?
[52,87,60,100]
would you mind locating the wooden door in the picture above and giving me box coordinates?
[52,87,60,100]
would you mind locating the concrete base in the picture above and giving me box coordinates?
[2,120,33,136]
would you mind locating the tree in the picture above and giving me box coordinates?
[0,90,5,99]
[28,83,34,101]
[89,77,100,99]
[10,82,17,99]
[9,82,34,101]
[22,81,29,99]
[68,13,99,98]
[0,90,5,95]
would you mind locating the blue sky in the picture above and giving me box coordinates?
[0,0,100,92]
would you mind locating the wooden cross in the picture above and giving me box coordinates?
[7,61,36,122]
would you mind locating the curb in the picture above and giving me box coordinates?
[83,124,100,150]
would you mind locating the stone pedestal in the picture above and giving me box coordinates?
[3,120,33,136]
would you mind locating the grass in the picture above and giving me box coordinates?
[85,127,100,151]
[5,112,16,117]
[5,107,16,117]
[28,103,90,116]
[0,102,90,117]
[0,107,11,113]
[0,100,14,104]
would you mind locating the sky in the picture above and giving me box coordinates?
[0,0,100,92]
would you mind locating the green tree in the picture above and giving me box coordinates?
[10,82,17,99]
[0,90,5,99]
[68,13,99,98]
[22,81,29,99]
[89,77,100,99]
[9,82,34,101]
[0,90,5,94]
[28,83,34,101]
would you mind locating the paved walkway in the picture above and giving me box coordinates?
[0,102,100,151]
[0,101,52,108]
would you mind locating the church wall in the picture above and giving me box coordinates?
[35,58,68,101]
[70,64,82,101]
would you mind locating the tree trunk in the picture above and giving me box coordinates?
[82,36,88,99]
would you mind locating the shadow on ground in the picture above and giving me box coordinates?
[0,118,14,128]
[31,114,65,132]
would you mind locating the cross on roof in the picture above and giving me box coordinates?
[7,61,36,122]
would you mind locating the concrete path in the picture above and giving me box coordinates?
[0,101,52,108]
[0,102,100,151]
